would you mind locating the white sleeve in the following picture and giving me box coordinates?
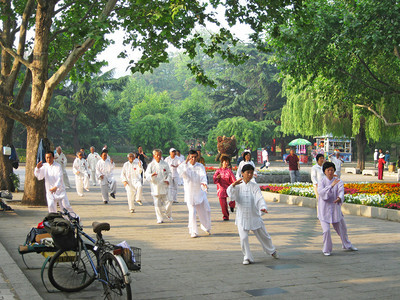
[34,167,45,181]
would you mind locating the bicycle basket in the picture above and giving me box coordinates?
[121,247,141,271]
[43,213,77,251]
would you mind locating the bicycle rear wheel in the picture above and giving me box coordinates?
[100,252,132,300]
[48,243,97,292]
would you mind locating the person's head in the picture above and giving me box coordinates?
[101,149,108,161]
[138,146,143,153]
[386,150,389,153]
[90,146,95,153]
[241,164,255,183]
[153,149,162,163]
[176,150,181,157]
[316,154,325,166]
[127,152,135,163]
[76,151,83,158]
[375,149,378,152]
[80,147,85,153]
[56,146,62,154]
[220,156,231,168]
[290,149,295,155]
[187,149,198,165]
[169,148,176,158]
[335,151,340,158]
[45,151,54,165]
[323,161,336,179]
[379,149,382,153]
[242,151,251,161]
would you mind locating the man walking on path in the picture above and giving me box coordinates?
[178,149,211,238]
[145,149,172,223]
[285,149,300,183]
[34,151,75,213]
[54,146,71,188]
[165,148,181,203]
[260,147,269,169]
[329,151,344,178]
[87,146,100,186]
[373,149,379,168]
[96,149,117,204]
[72,151,90,197]
[121,153,144,213]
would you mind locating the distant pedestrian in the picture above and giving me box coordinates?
[285,149,300,183]
[96,149,117,204]
[329,151,344,178]
[317,162,358,256]
[72,151,90,197]
[121,153,144,213]
[311,154,325,199]
[213,156,236,221]
[260,147,269,169]
[54,146,71,188]
[227,164,278,265]
[80,147,88,160]
[378,154,385,180]
[196,148,206,166]
[373,149,379,168]
[396,156,400,182]
[165,148,181,203]
[236,150,257,182]
[87,146,101,186]
[385,151,390,169]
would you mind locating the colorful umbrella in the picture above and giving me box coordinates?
[288,138,312,146]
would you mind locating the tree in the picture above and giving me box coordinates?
[0,0,296,205]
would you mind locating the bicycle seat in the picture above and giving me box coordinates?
[92,222,110,234]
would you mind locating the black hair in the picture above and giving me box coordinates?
[241,164,255,173]
[316,154,324,161]
[220,155,231,166]
[188,149,197,156]
[322,161,336,173]
[101,149,109,155]
[242,151,251,160]
[45,151,54,157]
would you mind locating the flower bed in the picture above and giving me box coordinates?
[260,183,400,210]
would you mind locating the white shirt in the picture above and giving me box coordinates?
[164,156,181,178]
[34,162,67,201]
[73,157,89,176]
[121,160,143,187]
[330,156,343,173]
[96,159,115,185]
[54,152,67,170]
[373,151,379,161]
[177,162,207,205]
[227,181,267,231]
[311,164,324,186]
[87,152,101,170]
[145,160,171,196]
[262,150,269,161]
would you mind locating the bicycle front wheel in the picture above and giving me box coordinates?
[100,252,132,300]
[48,243,97,292]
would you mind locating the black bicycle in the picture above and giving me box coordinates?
[46,209,141,299]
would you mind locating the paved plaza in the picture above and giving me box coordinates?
[0,165,399,299]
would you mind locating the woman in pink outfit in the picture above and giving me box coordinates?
[377,154,386,180]
[213,156,236,221]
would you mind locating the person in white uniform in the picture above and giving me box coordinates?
[311,154,325,198]
[72,151,90,197]
[177,149,211,238]
[54,146,71,188]
[176,150,185,185]
[236,150,257,182]
[87,146,100,186]
[34,151,75,213]
[121,153,144,213]
[164,148,181,203]
[227,164,278,265]
[329,151,344,178]
[145,149,172,224]
[96,149,117,204]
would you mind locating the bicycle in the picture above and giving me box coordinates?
[45,209,141,299]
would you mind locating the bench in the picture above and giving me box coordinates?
[345,167,361,174]
[362,170,377,176]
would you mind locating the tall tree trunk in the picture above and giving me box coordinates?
[21,125,46,206]
[355,116,367,170]
[71,114,79,152]
[0,115,15,191]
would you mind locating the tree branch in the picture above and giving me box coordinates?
[394,46,400,60]
[0,102,37,128]
[355,104,400,126]
[0,38,31,69]
[338,67,385,95]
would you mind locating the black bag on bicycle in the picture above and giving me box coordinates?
[43,212,77,250]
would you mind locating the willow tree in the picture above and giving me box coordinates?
[0,0,298,205]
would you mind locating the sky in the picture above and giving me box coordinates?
[98,5,253,78]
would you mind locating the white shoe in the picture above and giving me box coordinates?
[348,246,358,251]
[271,251,279,259]
[323,252,331,256]
[191,233,198,238]
[130,209,135,213]
[136,200,143,206]
[243,259,250,265]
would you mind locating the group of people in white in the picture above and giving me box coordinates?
[34,145,359,264]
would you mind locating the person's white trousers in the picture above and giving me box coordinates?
[237,224,275,262]
[186,200,211,235]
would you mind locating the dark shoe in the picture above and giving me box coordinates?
[223,218,229,221]
[230,207,234,212]
[110,193,115,199]
[103,201,108,204]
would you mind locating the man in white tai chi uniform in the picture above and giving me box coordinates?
[87,146,100,186]
[96,149,117,204]
[145,149,172,224]
[121,153,144,213]
[178,149,211,238]
[54,146,71,188]
[34,151,75,213]
[73,151,90,196]
[164,148,181,203]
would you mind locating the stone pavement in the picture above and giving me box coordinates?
[0,166,399,299]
